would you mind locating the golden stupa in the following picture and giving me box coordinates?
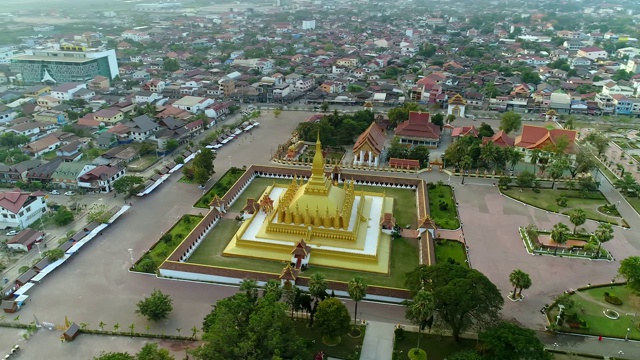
[223,133,394,273]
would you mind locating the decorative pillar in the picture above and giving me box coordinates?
[374,155,379,167]
[368,151,372,166]
[360,150,364,165]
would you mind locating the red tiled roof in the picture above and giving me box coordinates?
[395,112,441,140]
[514,125,576,152]
[0,190,44,214]
[482,130,515,148]
[451,126,478,138]
[389,158,420,169]
[353,122,386,155]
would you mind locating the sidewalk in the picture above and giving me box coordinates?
[538,331,640,359]
[360,321,396,360]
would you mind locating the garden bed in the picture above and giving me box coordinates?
[292,320,365,360]
[133,214,203,273]
[427,184,460,230]
[194,167,245,208]
[393,331,476,360]
[519,227,611,260]
[434,240,468,268]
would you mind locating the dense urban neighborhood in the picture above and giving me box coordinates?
[2,0,640,359]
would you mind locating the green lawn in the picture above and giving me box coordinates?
[434,240,468,268]
[133,214,203,273]
[194,167,245,208]
[188,219,418,288]
[228,177,291,213]
[427,185,460,230]
[126,155,158,172]
[549,285,640,340]
[353,185,417,228]
[292,320,365,360]
[301,148,346,162]
[393,332,477,360]
[502,188,622,225]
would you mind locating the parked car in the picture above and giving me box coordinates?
[64,191,76,196]
[5,230,18,236]
[51,190,60,195]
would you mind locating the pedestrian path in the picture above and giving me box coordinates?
[360,321,396,360]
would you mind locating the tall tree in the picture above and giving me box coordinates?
[192,148,216,186]
[550,222,570,256]
[460,155,473,184]
[406,263,503,341]
[505,147,523,171]
[263,279,282,300]
[347,276,368,327]
[508,269,528,299]
[239,278,259,303]
[314,297,352,343]
[529,149,541,176]
[480,143,500,172]
[387,102,422,127]
[619,257,640,293]
[549,158,568,189]
[403,289,435,349]
[195,292,310,360]
[593,222,614,258]
[308,273,328,302]
[135,289,173,322]
[112,175,144,197]
[568,149,596,178]
[499,112,522,134]
[479,322,552,360]
[569,209,586,234]
[136,343,174,360]
[585,132,609,156]
[517,273,532,298]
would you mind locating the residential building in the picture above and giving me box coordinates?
[36,95,62,109]
[0,190,48,230]
[25,158,63,183]
[10,48,119,85]
[51,162,96,188]
[596,93,615,114]
[302,20,316,30]
[88,75,110,91]
[24,85,51,97]
[295,77,314,92]
[601,82,635,97]
[33,110,68,125]
[51,83,87,101]
[6,121,57,139]
[0,160,41,183]
[394,111,441,148]
[576,47,608,60]
[0,106,18,124]
[124,114,160,141]
[121,30,150,41]
[336,58,357,68]
[612,94,633,115]
[23,134,62,157]
[173,96,214,113]
[77,165,125,193]
[90,108,124,124]
[549,92,571,113]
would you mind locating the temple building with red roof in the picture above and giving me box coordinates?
[514,125,577,161]
[0,190,48,230]
[290,239,311,270]
[353,122,386,166]
[451,125,479,139]
[394,111,441,148]
[482,130,515,148]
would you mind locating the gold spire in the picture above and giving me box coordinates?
[305,130,331,194]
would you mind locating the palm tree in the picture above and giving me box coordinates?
[480,143,499,173]
[538,154,550,178]
[308,272,328,302]
[0,315,6,323]
[403,290,435,349]
[614,173,639,195]
[239,278,259,302]
[549,160,567,189]
[145,324,151,334]
[460,155,472,184]
[263,279,282,300]
[80,322,88,330]
[176,327,182,337]
[509,269,527,299]
[113,323,120,333]
[517,273,532,298]
[569,209,587,234]
[530,149,541,175]
[129,323,135,335]
[507,148,523,171]
[98,321,106,331]
[593,222,614,258]
[347,276,368,327]
[191,326,199,340]
[551,222,570,256]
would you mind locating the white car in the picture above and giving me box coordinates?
[5,230,18,236]
[64,191,76,196]
[51,190,60,195]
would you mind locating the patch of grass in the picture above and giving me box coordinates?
[188,220,418,288]
[434,240,468,268]
[228,177,291,213]
[133,214,202,273]
[194,167,245,208]
[126,155,159,172]
[354,185,417,228]
[292,320,365,360]
[427,185,460,230]
[393,332,476,360]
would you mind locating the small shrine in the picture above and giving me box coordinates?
[447,93,467,118]
[242,198,260,214]
[210,196,225,213]
[380,213,396,230]
[259,194,274,213]
[545,109,558,122]
[291,239,311,270]
[279,264,298,285]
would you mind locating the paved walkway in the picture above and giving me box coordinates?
[360,321,396,360]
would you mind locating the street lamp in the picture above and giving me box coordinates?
[625,327,631,341]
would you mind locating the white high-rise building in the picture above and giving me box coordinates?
[302,20,316,30]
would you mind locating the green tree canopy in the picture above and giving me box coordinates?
[135,289,173,322]
[405,263,503,341]
[112,176,144,197]
[315,297,352,341]
[53,205,74,226]
[387,103,423,127]
[499,112,522,134]
[195,292,309,360]
[192,148,216,185]
[619,256,640,293]
[479,322,551,360]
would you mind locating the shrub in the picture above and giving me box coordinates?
[604,294,623,305]
[438,200,449,211]
[160,234,173,244]
[556,196,568,207]
[426,182,436,190]
[137,257,156,273]
[394,327,405,341]
[532,188,541,193]
[408,348,427,360]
